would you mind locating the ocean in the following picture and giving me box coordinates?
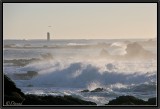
[3,39,157,105]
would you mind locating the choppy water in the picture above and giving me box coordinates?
[3,39,157,105]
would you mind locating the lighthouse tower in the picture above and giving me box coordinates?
[47,32,50,41]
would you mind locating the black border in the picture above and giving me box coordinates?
[1,1,159,109]
[0,0,159,3]
[0,0,2,109]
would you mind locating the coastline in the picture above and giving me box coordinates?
[4,75,156,106]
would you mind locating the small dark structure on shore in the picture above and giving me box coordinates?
[47,32,50,41]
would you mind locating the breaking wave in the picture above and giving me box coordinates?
[3,39,157,105]
[10,58,156,89]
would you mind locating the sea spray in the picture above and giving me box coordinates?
[3,39,157,105]
[11,58,156,89]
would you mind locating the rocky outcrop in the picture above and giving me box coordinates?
[14,71,38,80]
[81,89,89,92]
[125,42,155,59]
[23,95,96,105]
[4,75,96,105]
[106,96,156,105]
[4,75,156,105]
[147,97,156,105]
[81,88,104,93]
[4,75,25,104]
[90,88,104,92]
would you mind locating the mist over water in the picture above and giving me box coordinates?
[3,39,157,105]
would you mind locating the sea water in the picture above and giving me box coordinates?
[3,39,157,105]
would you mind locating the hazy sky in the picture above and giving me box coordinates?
[3,3,157,39]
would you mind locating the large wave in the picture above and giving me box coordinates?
[4,39,157,89]
[11,58,156,89]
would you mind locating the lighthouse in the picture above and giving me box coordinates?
[47,32,50,41]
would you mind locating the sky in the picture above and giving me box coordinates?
[3,3,157,39]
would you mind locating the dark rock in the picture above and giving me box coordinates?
[4,75,25,96]
[91,88,104,92]
[147,97,156,105]
[4,75,25,104]
[4,75,96,105]
[107,96,147,105]
[14,71,38,80]
[81,88,104,93]
[23,95,96,105]
[106,96,157,105]
[27,84,33,87]
[81,89,89,92]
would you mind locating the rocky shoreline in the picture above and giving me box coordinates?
[4,75,96,105]
[4,75,156,106]
[106,96,156,105]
